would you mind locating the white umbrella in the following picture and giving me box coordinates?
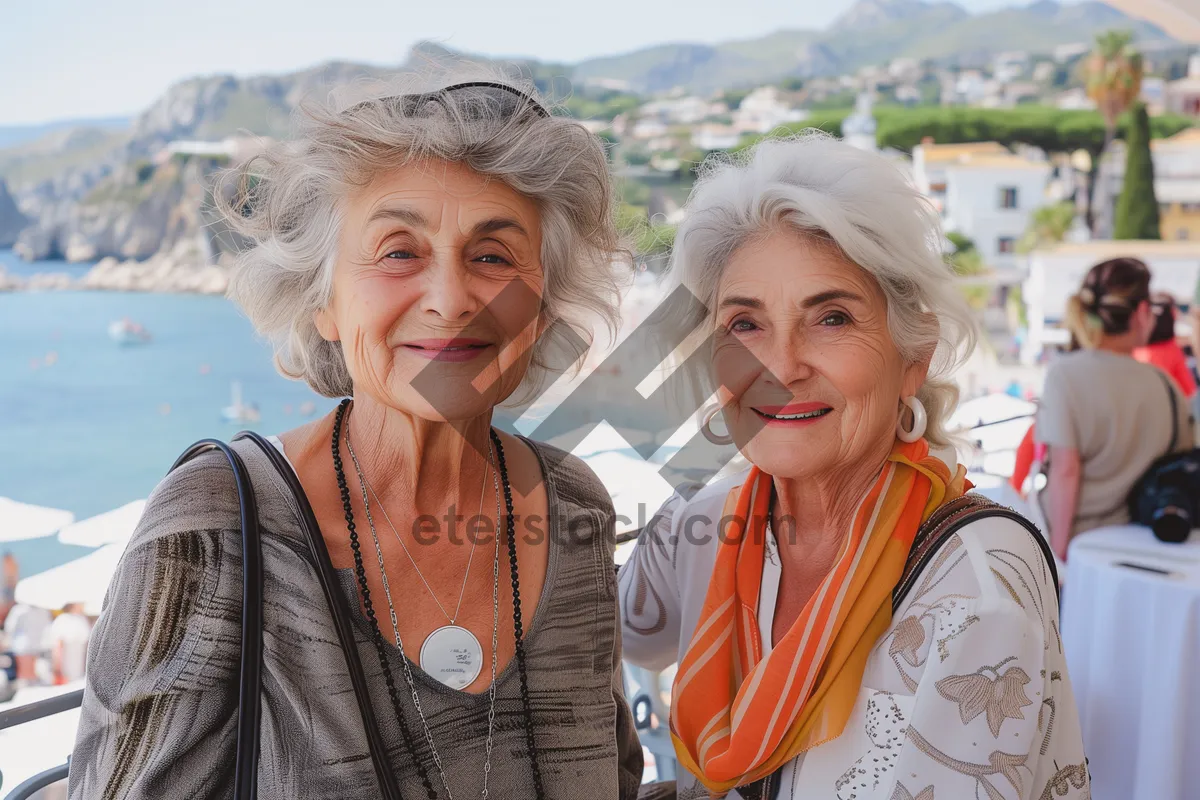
[57,500,146,547]
[14,543,125,617]
[950,393,1036,431]
[0,497,74,543]
[584,450,677,536]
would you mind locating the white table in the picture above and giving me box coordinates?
[1061,525,1200,800]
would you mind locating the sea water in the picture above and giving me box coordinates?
[0,251,336,574]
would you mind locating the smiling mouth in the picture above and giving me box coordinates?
[753,407,833,422]
[401,340,493,362]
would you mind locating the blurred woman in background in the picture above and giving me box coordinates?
[1133,292,1195,397]
[1038,259,1194,562]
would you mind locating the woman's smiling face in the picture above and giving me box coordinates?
[315,159,544,421]
[711,227,927,480]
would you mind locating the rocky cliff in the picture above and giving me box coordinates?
[0,180,29,247]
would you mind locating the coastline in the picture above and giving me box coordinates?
[0,250,229,295]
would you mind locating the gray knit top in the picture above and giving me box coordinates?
[67,436,643,799]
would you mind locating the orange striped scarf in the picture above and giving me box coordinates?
[670,438,969,793]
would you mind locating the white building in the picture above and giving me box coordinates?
[630,118,670,141]
[842,92,877,152]
[1166,56,1200,116]
[639,96,721,126]
[1023,240,1200,363]
[732,87,807,135]
[691,123,741,151]
[992,51,1029,84]
[913,141,1052,273]
[1055,88,1097,111]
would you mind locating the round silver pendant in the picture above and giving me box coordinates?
[419,625,484,689]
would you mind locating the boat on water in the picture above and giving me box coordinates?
[107,318,152,345]
[221,381,261,424]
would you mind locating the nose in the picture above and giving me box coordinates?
[761,331,815,390]
[420,259,479,321]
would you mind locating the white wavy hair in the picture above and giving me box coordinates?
[215,65,627,399]
[665,132,977,447]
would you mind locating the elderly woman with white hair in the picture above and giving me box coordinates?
[69,75,642,799]
[619,135,1089,800]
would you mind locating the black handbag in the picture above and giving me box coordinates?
[170,433,402,800]
[1128,372,1200,542]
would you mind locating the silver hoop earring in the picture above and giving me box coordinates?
[896,395,927,443]
[700,404,735,446]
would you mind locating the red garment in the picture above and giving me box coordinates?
[1011,422,1037,493]
[1133,340,1197,398]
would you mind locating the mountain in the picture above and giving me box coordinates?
[573,0,1172,92]
[0,116,130,150]
[0,0,1178,267]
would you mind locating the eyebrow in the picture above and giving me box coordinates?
[717,289,865,313]
[717,295,765,312]
[800,289,865,308]
[471,218,529,238]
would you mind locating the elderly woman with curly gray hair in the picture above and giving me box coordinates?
[68,73,642,800]
[619,135,1089,800]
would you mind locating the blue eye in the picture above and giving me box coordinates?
[475,254,511,265]
[729,319,758,333]
[384,250,416,260]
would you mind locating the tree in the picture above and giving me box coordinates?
[1018,202,1077,253]
[1114,101,1162,240]
[1084,29,1144,235]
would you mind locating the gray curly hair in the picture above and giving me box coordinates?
[664,132,978,447]
[214,66,627,399]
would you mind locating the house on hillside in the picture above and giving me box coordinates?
[912,140,1052,275]
[691,124,740,151]
[732,87,806,135]
[1023,240,1200,363]
[1166,55,1200,116]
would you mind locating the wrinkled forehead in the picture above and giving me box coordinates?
[716,228,886,311]
[342,160,542,240]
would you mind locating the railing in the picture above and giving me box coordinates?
[0,689,82,800]
[0,675,677,795]
[0,531,666,797]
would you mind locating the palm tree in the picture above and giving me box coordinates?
[1084,29,1144,237]
[1017,202,1078,253]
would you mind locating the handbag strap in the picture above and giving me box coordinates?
[237,432,404,800]
[893,493,1060,611]
[1159,369,1180,455]
[170,439,264,800]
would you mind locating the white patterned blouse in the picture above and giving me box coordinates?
[618,472,1091,800]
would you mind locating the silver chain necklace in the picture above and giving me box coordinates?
[358,459,486,628]
[345,422,502,800]
[350,432,491,686]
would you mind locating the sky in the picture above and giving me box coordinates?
[3,0,1071,126]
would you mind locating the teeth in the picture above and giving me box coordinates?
[763,408,829,420]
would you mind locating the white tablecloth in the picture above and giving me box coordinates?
[1061,525,1200,800]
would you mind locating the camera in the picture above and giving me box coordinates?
[1131,455,1200,544]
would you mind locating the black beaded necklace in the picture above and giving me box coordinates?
[331,399,545,800]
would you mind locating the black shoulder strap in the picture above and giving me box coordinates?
[893,494,1059,611]
[1158,369,1180,455]
[235,432,403,800]
[170,439,263,800]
